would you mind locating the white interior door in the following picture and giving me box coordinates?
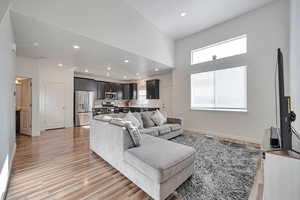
[20,79,32,135]
[45,82,65,129]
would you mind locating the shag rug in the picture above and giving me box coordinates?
[171,134,260,200]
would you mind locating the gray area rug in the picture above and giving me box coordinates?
[171,134,260,200]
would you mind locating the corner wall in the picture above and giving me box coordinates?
[173,0,290,143]
[16,57,74,134]
[0,9,16,199]
[290,0,300,151]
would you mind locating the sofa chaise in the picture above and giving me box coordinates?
[90,112,195,200]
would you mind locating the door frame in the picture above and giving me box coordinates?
[42,81,66,130]
[16,77,32,136]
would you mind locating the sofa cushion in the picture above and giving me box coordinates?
[123,112,141,129]
[124,135,195,183]
[141,112,155,128]
[166,123,181,131]
[125,122,142,147]
[158,124,171,135]
[151,110,167,126]
[132,112,144,129]
[140,127,159,137]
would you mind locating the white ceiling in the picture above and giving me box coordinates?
[11,12,170,81]
[124,0,275,39]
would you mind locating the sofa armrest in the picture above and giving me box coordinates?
[167,117,182,125]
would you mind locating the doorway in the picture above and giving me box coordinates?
[15,77,32,136]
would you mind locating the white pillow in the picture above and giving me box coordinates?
[123,112,141,128]
[151,110,167,126]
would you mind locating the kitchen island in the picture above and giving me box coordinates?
[93,106,159,116]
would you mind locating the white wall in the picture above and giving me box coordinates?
[173,0,289,143]
[290,0,300,151]
[11,0,174,67]
[16,57,74,133]
[0,9,16,198]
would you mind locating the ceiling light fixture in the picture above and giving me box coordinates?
[136,73,140,76]
[124,59,129,63]
[84,69,89,73]
[73,45,80,49]
[154,68,159,72]
[58,63,63,67]
[107,67,112,71]
[33,42,39,47]
[123,75,127,79]
[180,12,187,17]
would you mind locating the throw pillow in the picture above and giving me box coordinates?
[141,112,155,128]
[151,110,167,126]
[125,122,142,147]
[123,112,141,128]
[132,112,144,129]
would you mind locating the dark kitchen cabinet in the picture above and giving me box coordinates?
[74,77,97,91]
[146,79,159,99]
[122,83,137,100]
[96,81,106,99]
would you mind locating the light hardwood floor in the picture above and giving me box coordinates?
[6,127,262,200]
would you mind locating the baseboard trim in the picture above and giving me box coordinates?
[184,129,260,148]
[2,142,16,200]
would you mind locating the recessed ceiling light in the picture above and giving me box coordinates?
[84,69,89,73]
[154,68,159,72]
[58,63,63,67]
[33,42,39,47]
[124,59,129,63]
[106,72,110,77]
[73,45,80,49]
[180,12,187,17]
[123,75,127,79]
[107,67,112,71]
[136,73,140,76]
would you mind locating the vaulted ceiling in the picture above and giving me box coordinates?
[10,0,275,80]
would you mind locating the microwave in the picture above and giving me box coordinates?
[105,92,117,100]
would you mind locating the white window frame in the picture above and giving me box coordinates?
[190,66,247,112]
[191,34,247,65]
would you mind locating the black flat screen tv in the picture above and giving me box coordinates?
[277,48,292,150]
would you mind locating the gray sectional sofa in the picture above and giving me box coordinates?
[90,112,195,200]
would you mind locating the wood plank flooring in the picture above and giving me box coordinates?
[6,127,261,200]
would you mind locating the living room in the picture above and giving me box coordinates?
[1,0,300,200]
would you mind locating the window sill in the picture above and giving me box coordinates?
[191,107,248,113]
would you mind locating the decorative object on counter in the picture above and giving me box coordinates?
[151,110,167,126]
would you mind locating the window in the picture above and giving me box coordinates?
[191,35,247,65]
[138,89,147,101]
[191,66,247,111]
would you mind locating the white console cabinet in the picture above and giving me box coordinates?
[263,151,300,200]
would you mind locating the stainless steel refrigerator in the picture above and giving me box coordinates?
[75,91,95,126]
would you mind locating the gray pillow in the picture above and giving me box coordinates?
[132,112,144,129]
[151,110,167,126]
[123,112,141,128]
[125,122,142,147]
[141,112,155,128]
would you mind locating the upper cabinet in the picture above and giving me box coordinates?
[146,79,159,99]
[96,81,106,99]
[74,77,97,91]
[122,83,137,100]
[75,77,137,100]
